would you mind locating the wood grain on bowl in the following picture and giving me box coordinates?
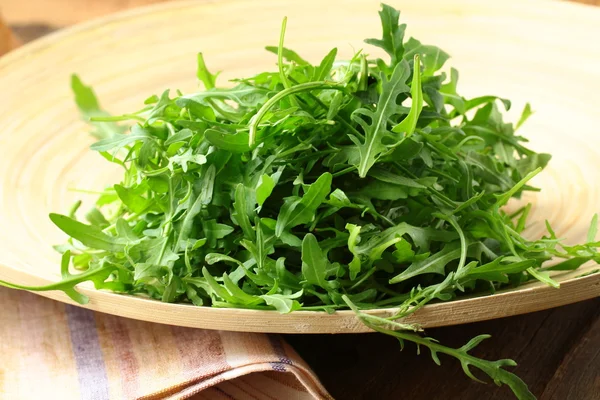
[0,0,598,334]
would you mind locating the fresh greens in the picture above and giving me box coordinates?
[2,4,599,399]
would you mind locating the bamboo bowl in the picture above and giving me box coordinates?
[0,0,599,333]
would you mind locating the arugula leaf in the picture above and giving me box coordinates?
[4,5,596,398]
[90,124,150,152]
[256,174,276,206]
[350,61,411,177]
[196,52,219,89]
[301,234,334,290]
[233,184,255,240]
[392,54,423,137]
[205,129,251,153]
[114,184,152,214]
[276,172,332,236]
[516,103,533,130]
[390,243,461,283]
[313,48,338,81]
[260,291,303,313]
[71,75,124,139]
[364,3,406,66]
[50,213,124,252]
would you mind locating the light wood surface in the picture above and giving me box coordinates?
[2,0,599,26]
[1,0,177,25]
[0,0,599,333]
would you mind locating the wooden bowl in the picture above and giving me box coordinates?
[0,0,599,333]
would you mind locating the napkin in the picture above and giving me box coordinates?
[0,288,333,399]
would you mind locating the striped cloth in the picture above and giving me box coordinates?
[0,288,333,400]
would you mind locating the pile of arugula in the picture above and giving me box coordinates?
[3,4,599,399]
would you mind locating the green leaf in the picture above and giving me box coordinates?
[358,181,409,201]
[71,75,123,140]
[71,75,101,116]
[351,61,411,177]
[405,41,450,76]
[59,251,89,304]
[265,46,310,66]
[390,244,461,283]
[164,128,193,146]
[494,167,541,208]
[370,167,426,188]
[260,291,303,313]
[205,253,244,268]
[256,174,276,206]
[276,172,332,236]
[344,297,536,400]
[392,240,415,264]
[313,48,338,81]
[175,191,204,251]
[233,184,255,240]
[346,224,363,280]
[49,213,124,252]
[116,218,139,242]
[197,52,219,89]
[546,257,590,271]
[90,124,150,152]
[0,254,117,305]
[204,220,235,247]
[467,259,536,283]
[169,148,207,172]
[222,273,261,305]
[527,268,560,288]
[587,214,598,242]
[85,207,109,227]
[114,184,152,214]
[178,84,269,109]
[147,176,170,194]
[301,234,331,289]
[202,267,237,303]
[515,103,533,130]
[392,54,423,137]
[364,3,406,65]
[205,129,251,153]
[200,164,217,205]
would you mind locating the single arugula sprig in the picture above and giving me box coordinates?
[2,4,599,399]
[343,295,535,400]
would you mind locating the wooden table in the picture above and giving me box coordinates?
[1,2,599,399]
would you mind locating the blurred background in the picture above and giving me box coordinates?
[1,0,599,45]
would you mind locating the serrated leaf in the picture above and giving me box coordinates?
[364,4,406,65]
[351,61,411,177]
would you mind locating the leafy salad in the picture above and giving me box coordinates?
[2,4,599,399]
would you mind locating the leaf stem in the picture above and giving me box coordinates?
[248,81,346,146]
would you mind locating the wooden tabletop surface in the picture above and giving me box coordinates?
[1,1,598,399]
